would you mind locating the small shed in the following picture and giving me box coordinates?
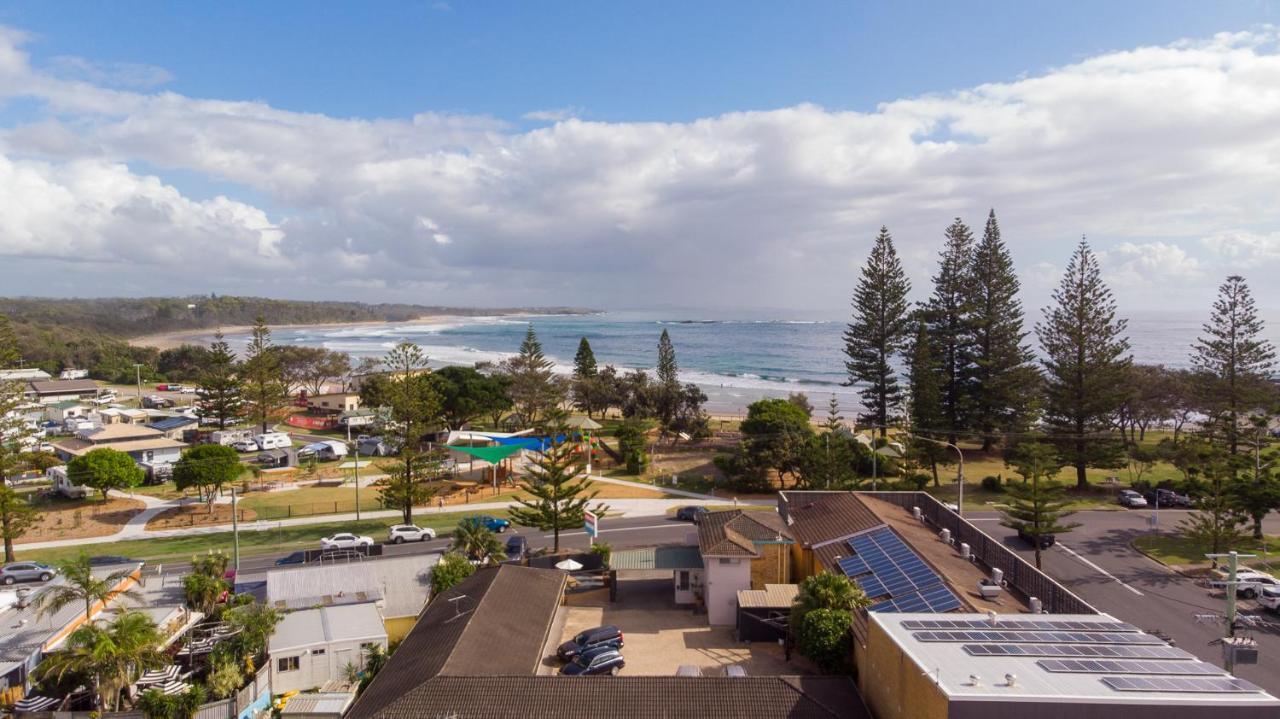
[258,447,298,469]
[279,689,358,719]
[269,603,387,694]
[736,583,798,642]
[609,545,705,604]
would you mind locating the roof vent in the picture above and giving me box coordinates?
[967,674,982,687]
[987,610,998,626]
[1004,673,1017,688]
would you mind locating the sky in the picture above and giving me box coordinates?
[0,2,1278,317]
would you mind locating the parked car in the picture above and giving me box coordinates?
[1258,586,1280,611]
[559,647,625,676]
[87,555,138,567]
[675,506,709,523]
[319,533,375,551]
[1016,527,1055,550]
[557,625,624,662]
[388,524,436,543]
[505,535,528,560]
[1142,488,1193,508]
[1117,489,1148,508]
[231,440,260,452]
[1,562,56,585]
[275,551,307,566]
[462,515,510,533]
[1209,571,1280,599]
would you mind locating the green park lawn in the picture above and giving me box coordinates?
[1132,533,1280,573]
[15,509,513,566]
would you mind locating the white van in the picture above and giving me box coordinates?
[255,432,292,450]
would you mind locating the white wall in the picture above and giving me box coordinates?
[271,637,387,694]
[704,557,752,625]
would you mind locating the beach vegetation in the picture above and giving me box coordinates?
[844,226,912,438]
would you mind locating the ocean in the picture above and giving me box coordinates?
[220,309,1280,417]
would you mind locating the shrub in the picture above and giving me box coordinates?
[980,475,1003,493]
[589,541,612,568]
[430,552,476,596]
[795,608,853,674]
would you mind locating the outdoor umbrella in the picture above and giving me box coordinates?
[555,558,584,571]
[563,416,603,430]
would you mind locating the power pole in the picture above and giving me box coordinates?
[231,485,240,578]
[1206,549,1255,673]
[133,363,143,400]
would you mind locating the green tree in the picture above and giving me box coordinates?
[225,601,280,661]
[378,342,443,523]
[573,364,622,420]
[205,657,244,699]
[509,439,607,552]
[1233,465,1280,541]
[792,571,869,627]
[1179,458,1249,557]
[375,455,441,525]
[434,365,511,430]
[844,226,912,436]
[795,609,854,674]
[183,571,228,616]
[999,443,1078,569]
[275,345,351,396]
[137,685,207,719]
[0,313,19,365]
[905,320,949,486]
[1192,276,1276,456]
[37,611,166,712]
[68,448,144,501]
[500,325,564,426]
[1036,240,1131,488]
[0,483,38,562]
[573,337,598,379]
[430,552,476,595]
[240,316,286,433]
[172,444,242,504]
[739,398,814,489]
[451,520,506,565]
[37,553,142,622]
[923,218,976,443]
[654,329,683,429]
[966,210,1038,450]
[615,418,651,475]
[196,331,243,430]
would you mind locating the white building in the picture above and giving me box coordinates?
[0,369,51,382]
[696,510,794,625]
[269,603,387,694]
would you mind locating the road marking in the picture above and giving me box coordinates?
[558,524,686,534]
[966,518,1000,522]
[1058,543,1144,596]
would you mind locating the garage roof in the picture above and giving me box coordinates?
[611,545,705,571]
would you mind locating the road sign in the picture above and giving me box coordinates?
[584,510,598,538]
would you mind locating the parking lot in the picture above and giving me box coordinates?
[541,571,801,677]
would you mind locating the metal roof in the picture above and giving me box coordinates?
[737,584,800,609]
[269,603,386,654]
[267,554,437,618]
[611,545,705,571]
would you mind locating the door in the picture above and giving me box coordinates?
[309,647,328,687]
[335,647,355,677]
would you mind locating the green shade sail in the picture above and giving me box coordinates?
[447,444,526,463]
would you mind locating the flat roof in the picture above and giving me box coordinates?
[738,583,800,609]
[611,545,705,571]
[52,437,187,457]
[269,603,386,653]
[267,554,437,618]
[871,613,1280,706]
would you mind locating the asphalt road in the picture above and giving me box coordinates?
[965,508,1280,694]
[200,513,700,582]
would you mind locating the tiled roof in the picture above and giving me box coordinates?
[347,564,567,719]
[781,492,882,547]
[697,510,792,558]
[358,676,867,719]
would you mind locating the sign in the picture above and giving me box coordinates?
[583,510,599,538]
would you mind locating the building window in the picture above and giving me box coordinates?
[677,571,690,591]
[718,558,734,565]
[311,648,326,656]
[277,656,300,672]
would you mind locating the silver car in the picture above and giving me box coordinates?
[1,562,57,585]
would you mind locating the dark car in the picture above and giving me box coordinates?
[462,515,511,533]
[505,535,528,560]
[675,506,709,523]
[1016,527,1055,550]
[557,625,624,662]
[1142,488,1193,508]
[559,647,625,676]
[275,551,307,566]
[87,555,139,567]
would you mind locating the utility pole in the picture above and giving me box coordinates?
[231,485,240,578]
[1206,550,1255,674]
[133,363,143,400]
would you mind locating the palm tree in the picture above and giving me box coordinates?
[37,553,140,623]
[451,519,506,565]
[182,572,227,616]
[37,610,166,711]
[792,571,870,624]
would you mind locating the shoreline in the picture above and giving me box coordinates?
[128,314,523,351]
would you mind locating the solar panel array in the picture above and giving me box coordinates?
[1101,676,1264,694]
[964,643,1187,659]
[913,630,1164,645]
[903,618,1138,633]
[836,527,963,614]
[1038,659,1222,675]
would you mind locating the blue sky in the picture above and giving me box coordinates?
[0,3,1278,312]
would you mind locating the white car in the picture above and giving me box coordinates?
[231,440,260,452]
[388,524,436,544]
[1210,571,1280,599]
[1258,586,1280,611]
[1117,490,1148,508]
[320,533,375,551]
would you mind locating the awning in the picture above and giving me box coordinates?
[611,545,705,571]
[447,444,526,464]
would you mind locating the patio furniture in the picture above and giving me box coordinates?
[14,695,60,712]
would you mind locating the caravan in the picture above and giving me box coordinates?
[255,432,293,450]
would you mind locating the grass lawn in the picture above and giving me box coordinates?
[15,509,514,566]
[1132,533,1280,573]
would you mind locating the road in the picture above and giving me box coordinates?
[965,508,1280,695]
[174,513,700,582]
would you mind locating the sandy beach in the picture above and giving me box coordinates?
[129,315,472,351]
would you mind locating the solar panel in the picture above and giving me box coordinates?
[1038,659,1222,675]
[837,527,960,611]
[902,619,1139,633]
[912,630,1164,645]
[1101,676,1264,694]
[963,644,1189,659]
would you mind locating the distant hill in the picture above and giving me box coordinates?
[0,296,594,338]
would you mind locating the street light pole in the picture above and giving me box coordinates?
[909,434,965,516]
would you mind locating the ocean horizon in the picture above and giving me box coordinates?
[217,308,1280,417]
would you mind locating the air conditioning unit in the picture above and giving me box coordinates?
[960,542,970,560]
[940,529,951,544]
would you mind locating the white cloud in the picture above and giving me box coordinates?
[0,27,1278,310]
[523,107,581,122]
[48,55,173,88]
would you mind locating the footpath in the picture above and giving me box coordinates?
[18,475,766,551]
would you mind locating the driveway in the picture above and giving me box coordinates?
[547,572,800,677]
